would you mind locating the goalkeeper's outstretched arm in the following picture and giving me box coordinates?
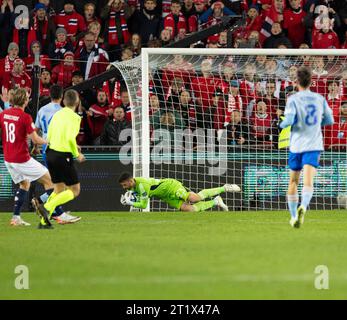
[132,196,149,209]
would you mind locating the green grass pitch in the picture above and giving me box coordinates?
[1,211,347,300]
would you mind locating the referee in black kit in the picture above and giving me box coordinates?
[34,89,86,229]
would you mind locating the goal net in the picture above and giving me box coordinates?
[113,48,347,212]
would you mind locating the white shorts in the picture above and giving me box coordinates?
[5,158,49,185]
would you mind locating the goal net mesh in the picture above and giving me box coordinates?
[113,49,347,212]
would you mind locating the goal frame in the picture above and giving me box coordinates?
[140,48,347,212]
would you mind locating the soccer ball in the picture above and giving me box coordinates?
[337,194,347,209]
[125,191,138,202]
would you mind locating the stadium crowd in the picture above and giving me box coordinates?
[0,0,346,148]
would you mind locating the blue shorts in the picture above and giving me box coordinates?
[288,151,321,171]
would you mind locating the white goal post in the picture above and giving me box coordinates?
[114,48,347,212]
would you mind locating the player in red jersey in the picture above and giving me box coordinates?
[0,88,54,226]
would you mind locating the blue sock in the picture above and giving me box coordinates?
[40,189,65,217]
[287,194,298,219]
[14,189,28,216]
[52,206,65,217]
[301,187,313,210]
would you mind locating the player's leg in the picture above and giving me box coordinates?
[188,192,228,211]
[4,159,43,226]
[287,152,302,228]
[180,198,228,212]
[301,165,316,208]
[40,146,71,220]
[298,164,317,222]
[11,180,31,226]
[196,184,240,201]
[288,170,301,227]
[164,192,218,212]
[43,183,80,217]
[37,150,80,228]
[297,152,320,227]
[31,171,68,224]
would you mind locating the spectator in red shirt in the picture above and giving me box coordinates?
[25,41,51,76]
[51,51,79,88]
[2,59,32,94]
[0,42,19,88]
[55,0,87,45]
[39,69,52,98]
[88,90,112,142]
[340,69,347,101]
[101,0,132,61]
[191,58,220,111]
[246,5,263,33]
[225,80,244,123]
[326,80,341,119]
[220,62,238,93]
[239,62,257,105]
[283,0,306,48]
[312,16,340,49]
[162,54,195,93]
[251,99,273,144]
[163,0,187,40]
[324,101,347,150]
[311,55,328,96]
[181,0,198,33]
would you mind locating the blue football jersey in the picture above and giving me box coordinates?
[284,90,334,153]
[35,103,62,140]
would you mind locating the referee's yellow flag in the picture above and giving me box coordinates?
[278,116,291,149]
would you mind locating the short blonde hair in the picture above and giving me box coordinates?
[12,88,28,107]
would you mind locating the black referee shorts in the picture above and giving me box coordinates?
[46,148,79,186]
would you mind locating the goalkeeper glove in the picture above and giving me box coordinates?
[120,192,134,206]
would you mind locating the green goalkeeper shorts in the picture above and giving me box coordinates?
[153,179,190,209]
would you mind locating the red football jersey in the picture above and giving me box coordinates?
[251,113,272,138]
[312,31,340,49]
[283,8,306,48]
[0,108,35,163]
[191,76,221,110]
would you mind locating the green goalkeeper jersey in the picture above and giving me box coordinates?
[130,177,190,209]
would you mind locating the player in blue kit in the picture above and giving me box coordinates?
[34,85,81,224]
[280,66,334,228]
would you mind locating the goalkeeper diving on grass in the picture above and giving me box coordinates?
[119,173,241,212]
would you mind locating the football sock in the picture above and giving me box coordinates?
[287,194,298,219]
[14,189,28,216]
[39,189,65,217]
[39,188,53,203]
[301,187,313,210]
[192,200,216,212]
[44,190,74,215]
[198,187,225,200]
